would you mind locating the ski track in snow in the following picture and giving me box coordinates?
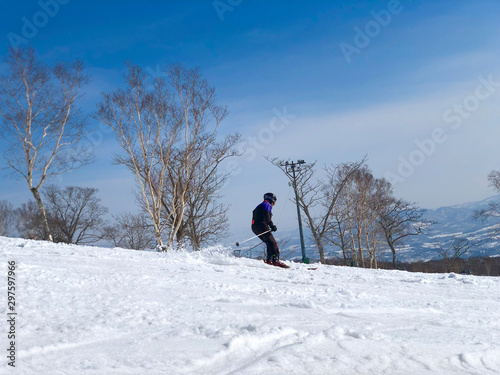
[1,236,499,374]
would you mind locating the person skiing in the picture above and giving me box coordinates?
[251,193,289,268]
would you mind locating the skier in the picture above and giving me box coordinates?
[252,193,289,268]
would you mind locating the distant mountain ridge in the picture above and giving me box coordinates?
[404,194,500,261]
[229,195,500,262]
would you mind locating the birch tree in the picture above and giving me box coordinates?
[0,47,91,241]
[333,166,385,268]
[95,64,180,250]
[159,65,239,247]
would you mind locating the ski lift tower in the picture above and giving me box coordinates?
[281,160,309,263]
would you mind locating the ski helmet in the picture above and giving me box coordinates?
[264,192,277,204]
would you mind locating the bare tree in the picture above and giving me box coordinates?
[16,200,44,240]
[0,48,91,241]
[438,238,475,273]
[475,171,500,218]
[475,170,500,238]
[102,212,156,250]
[0,200,16,236]
[488,170,500,191]
[43,185,108,244]
[374,197,432,268]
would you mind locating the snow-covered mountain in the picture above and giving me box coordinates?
[399,195,500,261]
[1,236,500,374]
[230,195,500,262]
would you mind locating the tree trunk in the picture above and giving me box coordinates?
[30,188,53,242]
[388,241,397,268]
[356,228,364,268]
[364,221,373,268]
[311,230,326,264]
[340,232,348,265]
[149,214,165,251]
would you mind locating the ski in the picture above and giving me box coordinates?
[261,260,319,270]
[263,260,290,269]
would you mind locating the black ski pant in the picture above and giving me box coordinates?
[252,227,279,261]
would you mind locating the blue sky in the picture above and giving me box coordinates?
[1,0,500,238]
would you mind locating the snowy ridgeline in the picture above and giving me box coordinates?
[1,236,500,374]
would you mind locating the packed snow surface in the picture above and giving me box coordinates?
[1,236,500,374]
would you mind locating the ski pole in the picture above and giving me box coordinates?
[235,229,271,247]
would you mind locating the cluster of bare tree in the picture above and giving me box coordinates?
[272,158,432,267]
[102,213,156,250]
[0,48,238,251]
[0,191,161,250]
[0,185,108,244]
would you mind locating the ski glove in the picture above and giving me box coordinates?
[270,224,277,232]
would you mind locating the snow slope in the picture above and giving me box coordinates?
[1,237,500,375]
